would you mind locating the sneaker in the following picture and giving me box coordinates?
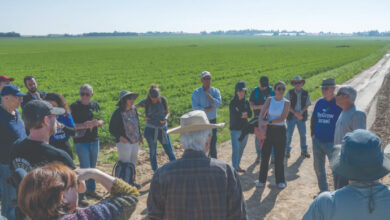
[86,191,102,200]
[78,196,89,208]
[237,166,246,173]
[301,151,310,158]
[285,152,291,159]
[256,181,265,187]
[277,183,286,189]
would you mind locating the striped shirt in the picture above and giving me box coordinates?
[147,149,248,220]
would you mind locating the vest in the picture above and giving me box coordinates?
[287,89,309,121]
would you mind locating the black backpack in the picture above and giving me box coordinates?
[112,161,136,185]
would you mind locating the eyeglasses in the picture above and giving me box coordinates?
[276,87,286,91]
[292,81,303,85]
[202,77,211,81]
[80,92,91,97]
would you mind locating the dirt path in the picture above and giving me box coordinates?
[94,52,390,220]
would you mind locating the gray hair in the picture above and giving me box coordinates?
[339,85,357,103]
[80,84,93,93]
[180,130,211,151]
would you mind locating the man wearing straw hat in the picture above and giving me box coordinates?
[303,129,390,219]
[310,78,342,194]
[147,110,248,220]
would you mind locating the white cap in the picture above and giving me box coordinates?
[201,71,211,79]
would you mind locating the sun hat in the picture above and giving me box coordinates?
[0,85,25,97]
[235,81,247,92]
[291,76,305,85]
[167,110,224,134]
[330,129,390,181]
[117,90,138,105]
[23,100,65,121]
[201,71,211,80]
[320,78,337,87]
[0,75,14,82]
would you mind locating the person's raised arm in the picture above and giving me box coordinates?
[258,97,271,122]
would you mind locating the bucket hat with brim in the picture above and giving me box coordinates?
[291,76,305,85]
[117,90,139,106]
[320,78,338,88]
[167,110,225,134]
[330,129,390,181]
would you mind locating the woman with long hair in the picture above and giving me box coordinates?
[256,81,290,189]
[45,92,75,159]
[136,84,176,171]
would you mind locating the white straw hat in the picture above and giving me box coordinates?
[167,110,225,134]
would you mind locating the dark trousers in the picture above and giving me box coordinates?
[259,125,286,184]
[209,119,218,159]
[50,140,74,159]
[334,174,349,189]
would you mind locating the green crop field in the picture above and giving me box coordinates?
[1,36,390,149]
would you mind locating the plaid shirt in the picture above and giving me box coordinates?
[147,149,248,220]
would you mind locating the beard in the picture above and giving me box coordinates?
[29,88,37,93]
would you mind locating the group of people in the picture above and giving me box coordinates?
[0,70,390,220]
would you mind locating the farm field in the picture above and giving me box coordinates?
[1,36,389,146]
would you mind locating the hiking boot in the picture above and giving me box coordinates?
[78,196,89,208]
[86,191,102,200]
[301,151,310,158]
[285,152,291,159]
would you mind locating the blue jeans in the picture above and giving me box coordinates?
[231,130,249,169]
[75,140,99,193]
[209,119,218,158]
[255,136,275,160]
[0,163,16,220]
[312,138,334,192]
[144,127,176,171]
[286,116,308,153]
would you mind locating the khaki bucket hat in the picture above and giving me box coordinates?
[167,110,225,134]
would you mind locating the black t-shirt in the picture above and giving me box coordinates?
[249,86,273,117]
[10,138,75,172]
[70,100,100,143]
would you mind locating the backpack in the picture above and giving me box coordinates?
[112,161,136,185]
[254,86,273,100]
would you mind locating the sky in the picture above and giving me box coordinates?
[1,0,389,35]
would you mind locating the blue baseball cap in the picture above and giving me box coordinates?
[0,85,25,97]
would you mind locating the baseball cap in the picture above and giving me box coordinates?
[0,75,14,82]
[22,100,65,121]
[0,85,25,97]
[201,71,211,79]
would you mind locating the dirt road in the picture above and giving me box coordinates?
[95,52,390,220]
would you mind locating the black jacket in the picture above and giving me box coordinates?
[229,97,252,130]
[109,107,142,143]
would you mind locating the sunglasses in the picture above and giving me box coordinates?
[292,81,303,85]
[276,87,286,91]
[336,91,347,96]
[202,77,211,81]
[321,87,332,91]
[80,92,91,97]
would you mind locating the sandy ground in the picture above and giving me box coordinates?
[91,51,390,220]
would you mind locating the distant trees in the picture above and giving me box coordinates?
[0,32,21,38]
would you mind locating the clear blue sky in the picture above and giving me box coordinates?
[1,0,389,35]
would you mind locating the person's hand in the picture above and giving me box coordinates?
[119,136,128,144]
[77,179,86,194]
[295,112,303,120]
[160,120,166,124]
[241,112,248,119]
[140,139,144,145]
[97,120,104,127]
[204,107,214,112]
[56,121,64,129]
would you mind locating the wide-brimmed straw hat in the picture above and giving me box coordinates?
[167,110,225,134]
[331,129,390,181]
[117,90,138,106]
[291,76,305,85]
